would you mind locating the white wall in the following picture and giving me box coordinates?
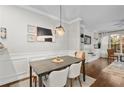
[80,25,94,52]
[100,36,109,58]
[0,6,101,85]
[0,6,71,85]
[0,6,69,54]
[68,21,80,50]
[68,21,94,52]
[83,31,93,51]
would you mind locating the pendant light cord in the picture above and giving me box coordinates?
[60,5,62,26]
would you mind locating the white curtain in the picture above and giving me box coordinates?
[100,36,109,58]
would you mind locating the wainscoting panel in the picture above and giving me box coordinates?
[1,50,76,85]
[12,58,28,76]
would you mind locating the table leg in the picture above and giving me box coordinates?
[30,66,32,87]
[39,76,43,87]
[82,60,85,81]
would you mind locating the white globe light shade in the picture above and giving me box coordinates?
[56,25,65,36]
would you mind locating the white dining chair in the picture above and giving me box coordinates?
[68,62,82,87]
[42,67,69,87]
[75,51,85,76]
[75,51,85,60]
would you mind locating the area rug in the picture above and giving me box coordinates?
[10,74,96,87]
[70,74,96,87]
[102,62,124,78]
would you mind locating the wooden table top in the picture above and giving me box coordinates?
[29,56,83,76]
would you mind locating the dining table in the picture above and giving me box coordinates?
[29,56,86,87]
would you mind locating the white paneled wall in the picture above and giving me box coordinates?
[0,6,69,54]
[0,49,75,85]
[68,21,80,50]
[0,6,82,85]
[12,58,28,76]
[0,6,70,86]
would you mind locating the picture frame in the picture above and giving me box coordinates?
[120,55,124,62]
[27,25,37,33]
[27,34,37,42]
[80,34,84,43]
[0,27,7,39]
[84,35,91,44]
[27,25,56,43]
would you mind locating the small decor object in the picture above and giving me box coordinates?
[0,27,7,39]
[98,42,101,48]
[0,42,4,49]
[94,42,101,49]
[94,32,99,40]
[52,56,64,63]
[80,34,84,43]
[120,55,124,62]
[84,35,91,44]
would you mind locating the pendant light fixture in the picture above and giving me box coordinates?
[55,5,65,36]
[0,6,7,40]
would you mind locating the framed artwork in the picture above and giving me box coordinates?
[27,34,36,42]
[80,34,84,43]
[80,34,84,38]
[84,35,91,44]
[94,42,101,49]
[27,25,36,33]
[27,25,55,42]
[0,27,7,39]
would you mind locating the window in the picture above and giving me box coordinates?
[121,36,124,53]
[110,34,124,53]
[110,34,120,53]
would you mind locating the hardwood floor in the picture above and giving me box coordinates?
[86,58,124,87]
[85,58,109,79]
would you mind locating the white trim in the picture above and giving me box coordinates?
[18,6,69,24]
[80,24,85,28]
[68,18,82,24]
[0,50,76,85]
[17,6,83,24]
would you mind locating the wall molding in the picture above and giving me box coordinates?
[18,6,69,24]
[17,6,83,25]
[68,18,82,24]
[0,50,76,85]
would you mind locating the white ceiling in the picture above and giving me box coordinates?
[21,5,124,31]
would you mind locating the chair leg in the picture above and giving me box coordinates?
[78,76,82,87]
[45,75,47,80]
[108,57,112,64]
[107,57,109,62]
[66,78,70,87]
[34,76,37,87]
[70,79,74,87]
[32,76,37,87]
